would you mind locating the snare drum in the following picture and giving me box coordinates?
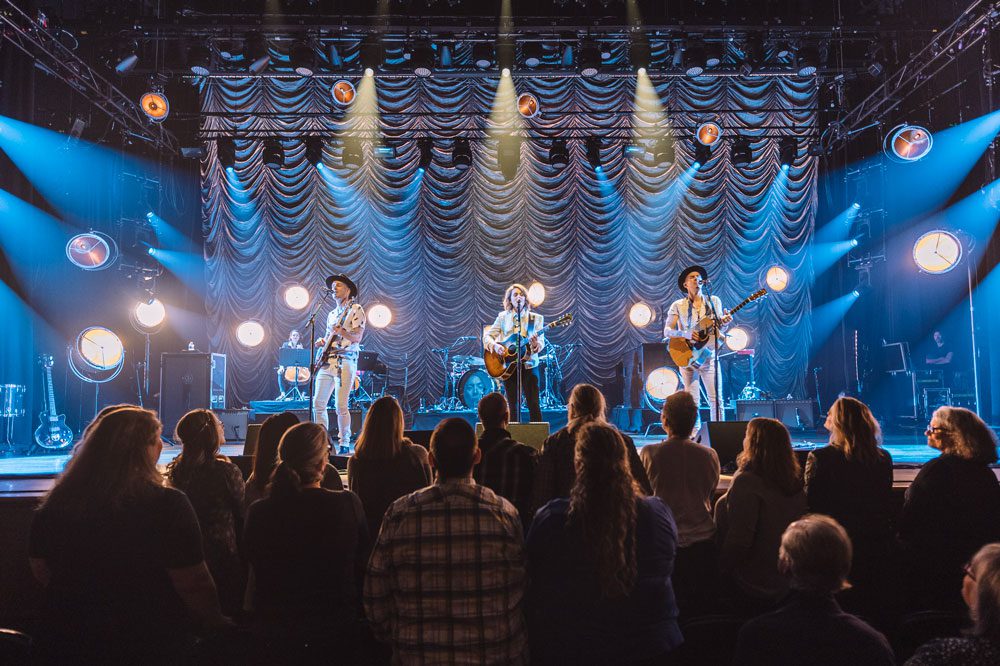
[458,369,500,409]
[0,384,26,418]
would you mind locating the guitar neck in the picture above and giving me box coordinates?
[45,366,57,419]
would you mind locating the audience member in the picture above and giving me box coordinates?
[715,417,807,613]
[166,409,246,616]
[28,407,229,664]
[805,396,893,617]
[364,418,528,665]
[527,422,682,665]
[534,383,651,508]
[906,543,1000,665]
[245,411,341,508]
[640,390,720,616]
[348,396,432,538]
[899,407,1000,611]
[732,514,894,665]
[474,392,538,527]
[243,422,369,663]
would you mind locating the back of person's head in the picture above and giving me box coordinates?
[168,409,226,480]
[661,390,698,439]
[827,396,882,464]
[81,403,135,438]
[251,411,300,486]
[967,543,1000,642]
[779,514,853,594]
[738,417,802,496]
[478,392,509,431]
[43,406,163,512]
[268,422,329,502]
[430,418,478,480]
[933,406,999,464]
[355,396,406,460]
[570,422,639,599]
[568,384,607,432]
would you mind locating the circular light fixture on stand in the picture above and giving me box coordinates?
[283,284,310,310]
[368,304,393,329]
[644,367,681,410]
[913,229,962,275]
[68,326,125,384]
[628,302,656,328]
[237,321,266,347]
[527,281,546,307]
[765,266,790,292]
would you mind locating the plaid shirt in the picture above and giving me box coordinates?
[364,479,528,666]
[474,429,537,529]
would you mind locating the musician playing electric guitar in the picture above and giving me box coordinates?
[663,266,732,422]
[483,283,545,422]
[313,274,365,451]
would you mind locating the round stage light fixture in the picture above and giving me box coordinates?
[139,91,170,122]
[501,67,511,78]
[69,326,126,384]
[130,299,166,334]
[644,367,681,410]
[331,80,356,107]
[725,326,751,352]
[364,67,374,78]
[628,302,655,328]
[527,281,546,307]
[913,229,962,275]
[765,266,790,292]
[66,231,118,271]
[517,93,540,119]
[368,304,393,329]
[884,124,933,162]
[452,138,472,170]
[283,284,310,310]
[696,122,722,147]
[236,321,266,348]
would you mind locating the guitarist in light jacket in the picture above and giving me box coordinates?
[484,284,545,423]
[663,266,731,422]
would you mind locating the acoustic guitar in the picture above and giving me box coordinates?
[484,313,573,380]
[34,354,74,450]
[667,289,766,368]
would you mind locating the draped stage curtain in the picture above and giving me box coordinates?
[201,70,816,408]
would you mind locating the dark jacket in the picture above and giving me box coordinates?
[474,428,537,529]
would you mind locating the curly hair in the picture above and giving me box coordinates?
[737,417,803,496]
[933,407,999,464]
[826,396,883,465]
[568,422,639,599]
[566,383,608,435]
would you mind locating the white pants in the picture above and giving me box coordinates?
[313,357,356,442]
[680,359,722,421]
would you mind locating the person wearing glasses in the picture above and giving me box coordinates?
[898,407,1000,612]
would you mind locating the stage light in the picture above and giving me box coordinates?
[517,93,540,119]
[331,80,356,107]
[548,138,569,169]
[766,265,790,292]
[852,202,861,210]
[796,46,819,76]
[527,281,546,306]
[364,67,374,78]
[739,33,764,76]
[725,326,752,351]
[628,302,655,328]
[779,136,797,167]
[523,41,543,68]
[147,246,157,257]
[696,122,721,147]
[368,304,393,329]
[498,135,521,180]
[131,298,166,334]
[187,43,212,76]
[452,138,472,170]
[70,326,125,383]
[246,31,271,74]
[410,41,434,77]
[586,136,602,170]
[866,42,885,77]
[66,232,118,271]
[375,144,398,159]
[359,36,382,71]
[731,136,752,166]
[217,138,236,170]
[263,139,283,169]
[501,67,511,78]
[305,137,324,168]
[139,91,169,122]
[645,367,681,409]
[418,138,433,172]
[473,42,494,69]
[913,229,962,274]
[694,142,712,165]
[579,41,601,77]
[342,138,363,168]
[236,321,266,348]
[705,43,723,68]
[284,284,310,310]
[651,138,675,166]
[289,40,316,76]
[115,53,139,75]
[684,43,706,77]
[884,124,933,162]
[636,66,646,76]
[630,34,650,71]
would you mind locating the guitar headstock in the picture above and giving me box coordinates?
[748,288,767,302]
[38,354,54,369]
[550,313,573,328]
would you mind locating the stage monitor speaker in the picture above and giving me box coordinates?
[623,342,675,409]
[736,400,776,421]
[773,400,816,430]
[160,352,225,441]
[696,421,749,472]
[214,408,250,443]
[243,423,262,456]
[475,422,550,450]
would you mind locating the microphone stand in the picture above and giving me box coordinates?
[514,305,523,423]
[306,288,334,423]
[702,281,724,422]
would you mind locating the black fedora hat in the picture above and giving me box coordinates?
[677,265,708,293]
[325,274,358,298]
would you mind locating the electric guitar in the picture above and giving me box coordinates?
[315,302,356,368]
[34,354,74,450]
[667,289,767,368]
[484,313,573,380]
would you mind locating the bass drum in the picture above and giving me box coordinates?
[459,369,500,409]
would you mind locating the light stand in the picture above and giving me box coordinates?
[514,305,524,423]
[306,288,334,423]
[967,262,982,416]
[702,281,724,422]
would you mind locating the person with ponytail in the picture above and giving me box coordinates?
[243,422,370,662]
[166,409,246,616]
[526,422,682,665]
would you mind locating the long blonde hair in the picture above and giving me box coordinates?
[826,397,883,465]
[737,417,803,496]
[354,396,407,460]
[567,384,608,434]
[569,422,639,599]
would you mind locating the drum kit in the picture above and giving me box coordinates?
[0,383,26,454]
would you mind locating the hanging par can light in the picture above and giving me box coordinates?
[331,80,356,107]
[517,93,540,119]
[696,122,722,147]
[884,124,933,162]
[139,91,170,122]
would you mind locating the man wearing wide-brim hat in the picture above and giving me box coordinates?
[314,273,365,452]
[662,265,731,423]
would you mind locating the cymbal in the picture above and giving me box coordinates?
[451,355,480,364]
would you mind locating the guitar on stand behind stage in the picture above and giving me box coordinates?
[35,354,74,450]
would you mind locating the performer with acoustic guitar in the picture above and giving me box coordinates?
[663,266,732,422]
[313,274,366,450]
[484,284,545,423]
